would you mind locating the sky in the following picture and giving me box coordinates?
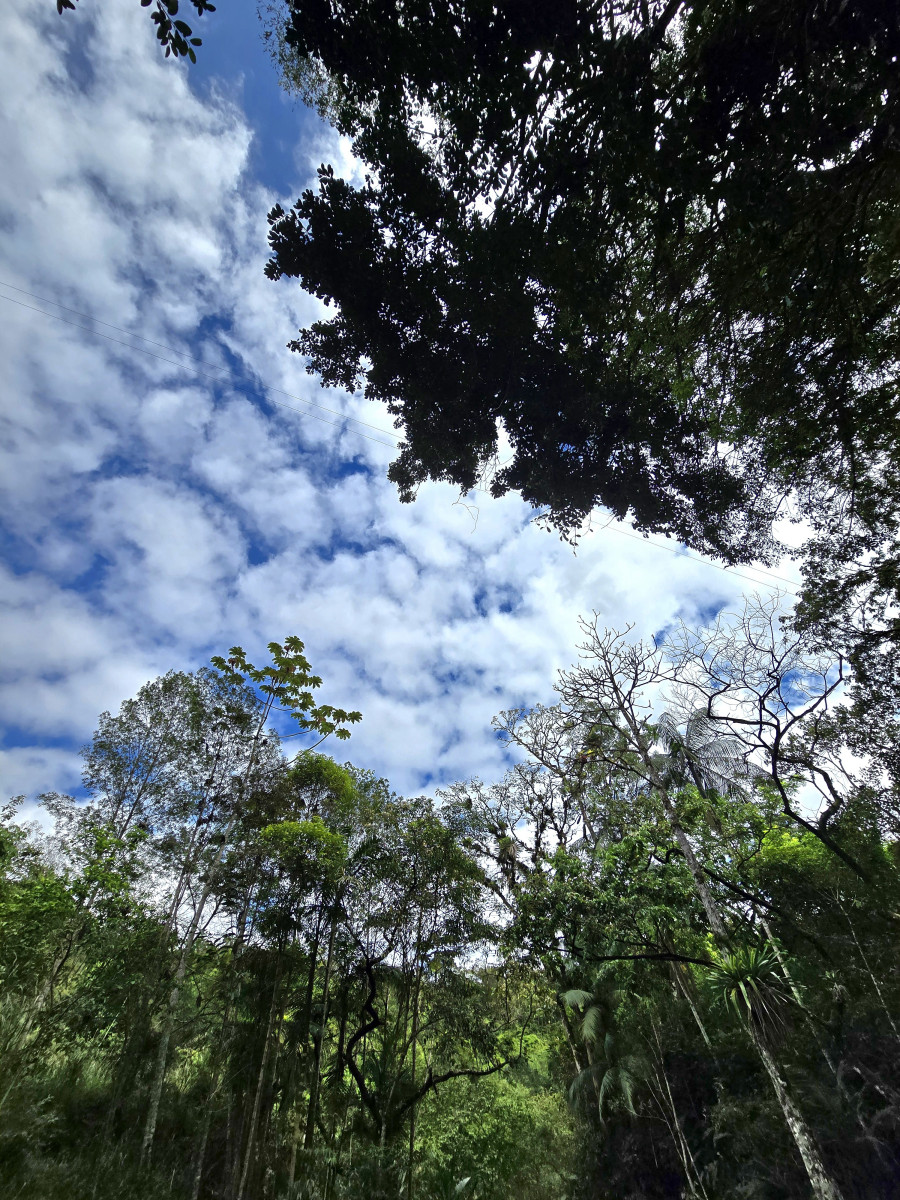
[0,0,800,811]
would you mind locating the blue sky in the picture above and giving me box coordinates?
[0,1,798,811]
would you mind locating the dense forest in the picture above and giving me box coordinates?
[14,1,899,1197]
[2,597,898,1199]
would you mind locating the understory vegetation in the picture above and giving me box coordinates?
[2,600,898,1200]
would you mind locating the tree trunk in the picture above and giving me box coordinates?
[140,939,193,1165]
[555,996,586,1075]
[649,1018,709,1200]
[141,776,256,1166]
[663,801,728,940]
[287,906,325,1191]
[190,1101,213,1200]
[15,934,77,1050]
[643,760,843,1200]
[836,894,900,1046]
[406,937,423,1200]
[140,868,218,1164]
[749,1025,844,1200]
[304,899,340,1150]
[670,961,712,1049]
[236,960,283,1200]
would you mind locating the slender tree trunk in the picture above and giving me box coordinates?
[305,897,340,1150]
[406,919,424,1200]
[190,1101,213,1200]
[140,863,222,1164]
[670,961,712,1048]
[642,759,844,1200]
[836,894,900,1045]
[261,1000,288,1168]
[759,914,846,1081]
[649,1073,707,1200]
[15,934,77,1050]
[237,960,283,1200]
[649,1020,709,1200]
[287,906,325,1191]
[140,916,199,1166]
[555,996,586,1074]
[749,1026,844,1200]
[663,801,728,940]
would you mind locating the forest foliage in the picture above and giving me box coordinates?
[3,603,899,1200]
[262,0,900,807]
[30,3,900,1197]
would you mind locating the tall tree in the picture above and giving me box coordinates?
[265,0,900,564]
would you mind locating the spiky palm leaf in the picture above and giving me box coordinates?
[706,945,793,1039]
[560,987,594,1010]
[568,1054,645,1121]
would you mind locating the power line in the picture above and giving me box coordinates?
[1,279,799,596]
[0,280,400,447]
[605,524,799,596]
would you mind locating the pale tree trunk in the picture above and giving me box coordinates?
[406,912,424,1200]
[836,894,900,1046]
[638,746,844,1200]
[649,1018,710,1200]
[556,995,590,1077]
[582,1039,604,1112]
[670,961,712,1049]
[304,896,341,1150]
[140,688,275,1167]
[750,1026,844,1200]
[287,915,322,1194]
[759,914,846,1084]
[670,822,844,1199]
[15,936,76,1051]
[141,810,242,1165]
[323,1008,351,1200]
[649,1072,708,1199]
[662,799,727,940]
[190,1102,213,1200]
[140,893,204,1166]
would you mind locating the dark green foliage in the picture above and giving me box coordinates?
[0,653,566,1200]
[55,0,215,63]
[265,0,900,559]
[264,2,900,774]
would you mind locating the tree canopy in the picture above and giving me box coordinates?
[265,0,900,565]
[2,609,899,1197]
[56,0,216,62]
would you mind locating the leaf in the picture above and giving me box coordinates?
[560,988,593,1009]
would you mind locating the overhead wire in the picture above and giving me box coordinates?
[602,524,799,596]
[0,278,799,596]
[0,280,400,447]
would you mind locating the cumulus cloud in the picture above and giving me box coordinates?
[0,0,798,805]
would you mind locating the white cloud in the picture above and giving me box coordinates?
[0,0,793,811]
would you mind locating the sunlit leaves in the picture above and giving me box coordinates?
[706,944,793,1040]
[211,637,362,744]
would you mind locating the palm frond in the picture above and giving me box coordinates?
[560,988,594,1009]
[581,1004,604,1045]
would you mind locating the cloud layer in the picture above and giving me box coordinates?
[0,1,796,804]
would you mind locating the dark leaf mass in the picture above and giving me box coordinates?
[266,0,900,566]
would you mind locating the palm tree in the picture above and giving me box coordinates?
[560,984,646,1123]
[569,697,844,1200]
[653,710,753,800]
